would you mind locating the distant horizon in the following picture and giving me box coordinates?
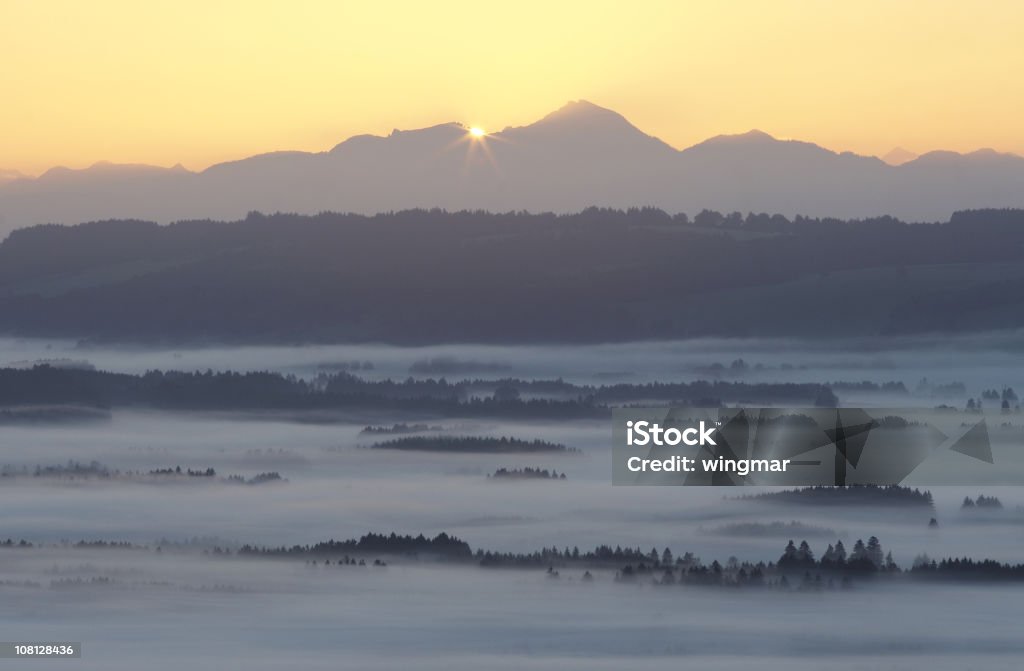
[1,100,1020,179]
[4,1,1024,175]
[6,96,1024,228]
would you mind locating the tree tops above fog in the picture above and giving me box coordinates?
[9,528,1024,585]
[238,532,473,559]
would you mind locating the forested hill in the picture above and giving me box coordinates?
[1,207,1024,344]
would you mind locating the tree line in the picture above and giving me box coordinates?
[0,365,838,415]
[7,207,1024,343]
[6,531,1024,584]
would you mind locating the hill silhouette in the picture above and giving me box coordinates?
[2,207,1024,344]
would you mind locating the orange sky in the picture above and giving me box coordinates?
[2,0,1023,175]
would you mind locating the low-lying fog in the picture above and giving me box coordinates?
[4,555,1023,671]
[3,333,1024,397]
[1,411,1022,563]
[2,337,1023,669]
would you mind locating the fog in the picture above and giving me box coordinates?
[3,333,1024,395]
[1,409,1022,558]
[3,554,1023,671]
[2,339,1023,669]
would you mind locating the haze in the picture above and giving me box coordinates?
[4,339,1024,670]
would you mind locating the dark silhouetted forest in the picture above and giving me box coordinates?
[3,208,1024,343]
[735,485,935,507]
[369,436,576,454]
[0,365,836,415]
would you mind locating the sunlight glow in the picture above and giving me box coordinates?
[469,127,486,138]
[6,1,1024,172]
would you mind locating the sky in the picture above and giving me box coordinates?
[2,0,1023,175]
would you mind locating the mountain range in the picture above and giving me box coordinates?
[2,100,1024,234]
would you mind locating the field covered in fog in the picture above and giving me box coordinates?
[2,337,1023,670]
[5,554,1024,671]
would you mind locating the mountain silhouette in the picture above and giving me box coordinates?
[3,100,1024,234]
[881,147,918,166]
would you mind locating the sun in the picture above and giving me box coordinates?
[452,124,502,172]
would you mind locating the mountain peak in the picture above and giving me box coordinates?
[527,100,636,130]
[492,100,678,159]
[881,147,918,166]
[547,99,618,117]
[966,147,1021,160]
[496,99,677,157]
[909,148,1022,166]
[696,129,778,146]
[329,122,465,154]
[387,122,464,138]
